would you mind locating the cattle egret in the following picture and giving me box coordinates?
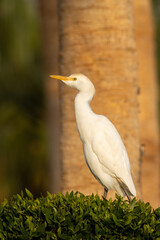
[50,73,136,201]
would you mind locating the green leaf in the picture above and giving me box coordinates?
[95,224,100,235]
[25,188,33,199]
[125,215,134,225]
[0,232,5,240]
[32,223,46,237]
[57,226,61,237]
[37,223,46,233]
[42,208,53,224]
[25,216,35,231]
[0,221,3,231]
[112,214,123,227]
[155,223,160,235]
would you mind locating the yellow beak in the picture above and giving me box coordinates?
[49,75,76,81]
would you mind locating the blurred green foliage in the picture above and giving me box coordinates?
[152,0,160,114]
[0,0,47,199]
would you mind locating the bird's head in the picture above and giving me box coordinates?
[50,73,95,95]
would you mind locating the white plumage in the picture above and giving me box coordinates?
[50,73,136,201]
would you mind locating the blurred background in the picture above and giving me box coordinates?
[153,0,160,112]
[0,0,159,201]
[0,0,47,199]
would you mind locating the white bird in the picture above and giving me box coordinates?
[50,73,136,201]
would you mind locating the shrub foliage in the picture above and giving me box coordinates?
[0,190,160,239]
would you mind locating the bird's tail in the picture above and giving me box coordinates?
[116,177,134,202]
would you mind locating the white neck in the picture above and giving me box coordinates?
[74,91,95,143]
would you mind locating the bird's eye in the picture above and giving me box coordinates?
[73,77,77,81]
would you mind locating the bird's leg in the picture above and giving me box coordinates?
[104,188,108,199]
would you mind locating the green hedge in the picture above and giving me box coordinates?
[0,190,160,239]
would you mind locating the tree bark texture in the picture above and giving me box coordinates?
[133,0,160,208]
[39,0,61,194]
[59,0,141,199]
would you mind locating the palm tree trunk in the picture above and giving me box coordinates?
[133,0,160,208]
[59,0,141,198]
[39,0,61,194]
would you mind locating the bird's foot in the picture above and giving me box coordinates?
[103,188,108,199]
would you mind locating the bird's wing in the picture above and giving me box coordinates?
[91,117,136,196]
